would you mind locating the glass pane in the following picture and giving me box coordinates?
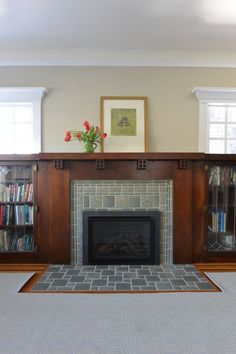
[15,140,33,153]
[228,106,236,122]
[0,122,14,139]
[209,106,225,122]
[209,140,225,153]
[15,105,32,122]
[15,123,32,139]
[0,106,14,122]
[0,140,15,153]
[227,124,236,138]
[209,124,225,138]
[227,140,236,153]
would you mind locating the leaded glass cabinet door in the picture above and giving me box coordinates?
[0,164,36,253]
[207,165,236,252]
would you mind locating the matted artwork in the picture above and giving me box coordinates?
[100,96,147,152]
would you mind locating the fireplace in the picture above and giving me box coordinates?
[83,210,160,265]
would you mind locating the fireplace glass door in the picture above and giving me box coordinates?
[83,211,160,265]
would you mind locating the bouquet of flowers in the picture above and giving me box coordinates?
[64,120,107,152]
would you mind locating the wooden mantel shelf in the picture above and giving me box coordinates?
[38,152,205,161]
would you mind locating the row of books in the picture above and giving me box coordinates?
[0,183,33,203]
[210,211,227,232]
[0,230,33,252]
[0,204,34,226]
[209,166,236,186]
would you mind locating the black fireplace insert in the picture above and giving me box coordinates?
[83,210,160,265]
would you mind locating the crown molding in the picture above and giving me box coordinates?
[1,49,236,67]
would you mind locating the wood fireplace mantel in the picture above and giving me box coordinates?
[0,152,209,264]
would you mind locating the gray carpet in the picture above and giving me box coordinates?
[0,272,236,353]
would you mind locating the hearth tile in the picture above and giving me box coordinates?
[159,273,174,279]
[47,265,62,272]
[91,287,98,290]
[146,276,161,282]
[33,283,50,291]
[129,265,142,269]
[51,280,69,287]
[197,283,215,290]
[123,272,137,279]
[99,287,115,291]
[95,265,108,270]
[116,266,129,272]
[85,273,101,279]
[92,279,107,286]
[156,282,173,290]
[173,286,182,290]
[101,270,115,276]
[132,279,147,286]
[36,276,49,283]
[68,282,77,287]
[182,276,199,282]
[74,283,91,290]
[115,283,131,290]
[80,266,94,271]
[141,286,157,291]
[137,270,151,275]
[109,276,123,282]
[48,273,64,279]
[172,270,187,276]
[170,279,186,286]
[66,270,82,276]
[70,276,85,282]
[108,282,115,287]
[56,287,74,291]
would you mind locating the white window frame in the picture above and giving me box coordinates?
[0,87,47,153]
[193,87,236,153]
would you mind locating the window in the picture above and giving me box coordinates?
[0,87,47,154]
[193,87,236,153]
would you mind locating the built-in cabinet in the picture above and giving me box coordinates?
[0,161,39,262]
[0,153,236,264]
[202,161,236,262]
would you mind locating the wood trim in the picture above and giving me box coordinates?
[38,152,205,161]
[0,263,48,293]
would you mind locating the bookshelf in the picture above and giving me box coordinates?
[207,165,236,253]
[0,164,36,253]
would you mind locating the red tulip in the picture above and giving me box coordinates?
[64,132,71,142]
[83,121,90,131]
[102,133,107,139]
[76,133,81,139]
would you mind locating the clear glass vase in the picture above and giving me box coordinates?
[83,141,97,153]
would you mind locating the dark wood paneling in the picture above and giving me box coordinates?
[173,166,193,263]
[192,161,206,262]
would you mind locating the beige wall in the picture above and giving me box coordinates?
[1,66,236,152]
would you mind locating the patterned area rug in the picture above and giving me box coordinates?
[31,264,219,292]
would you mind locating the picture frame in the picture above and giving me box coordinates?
[100,96,147,152]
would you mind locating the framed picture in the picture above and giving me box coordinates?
[100,96,147,152]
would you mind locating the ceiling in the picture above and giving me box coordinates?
[1,0,236,66]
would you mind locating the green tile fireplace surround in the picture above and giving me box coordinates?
[71,180,172,265]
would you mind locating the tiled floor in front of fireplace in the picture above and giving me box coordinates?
[31,264,218,292]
